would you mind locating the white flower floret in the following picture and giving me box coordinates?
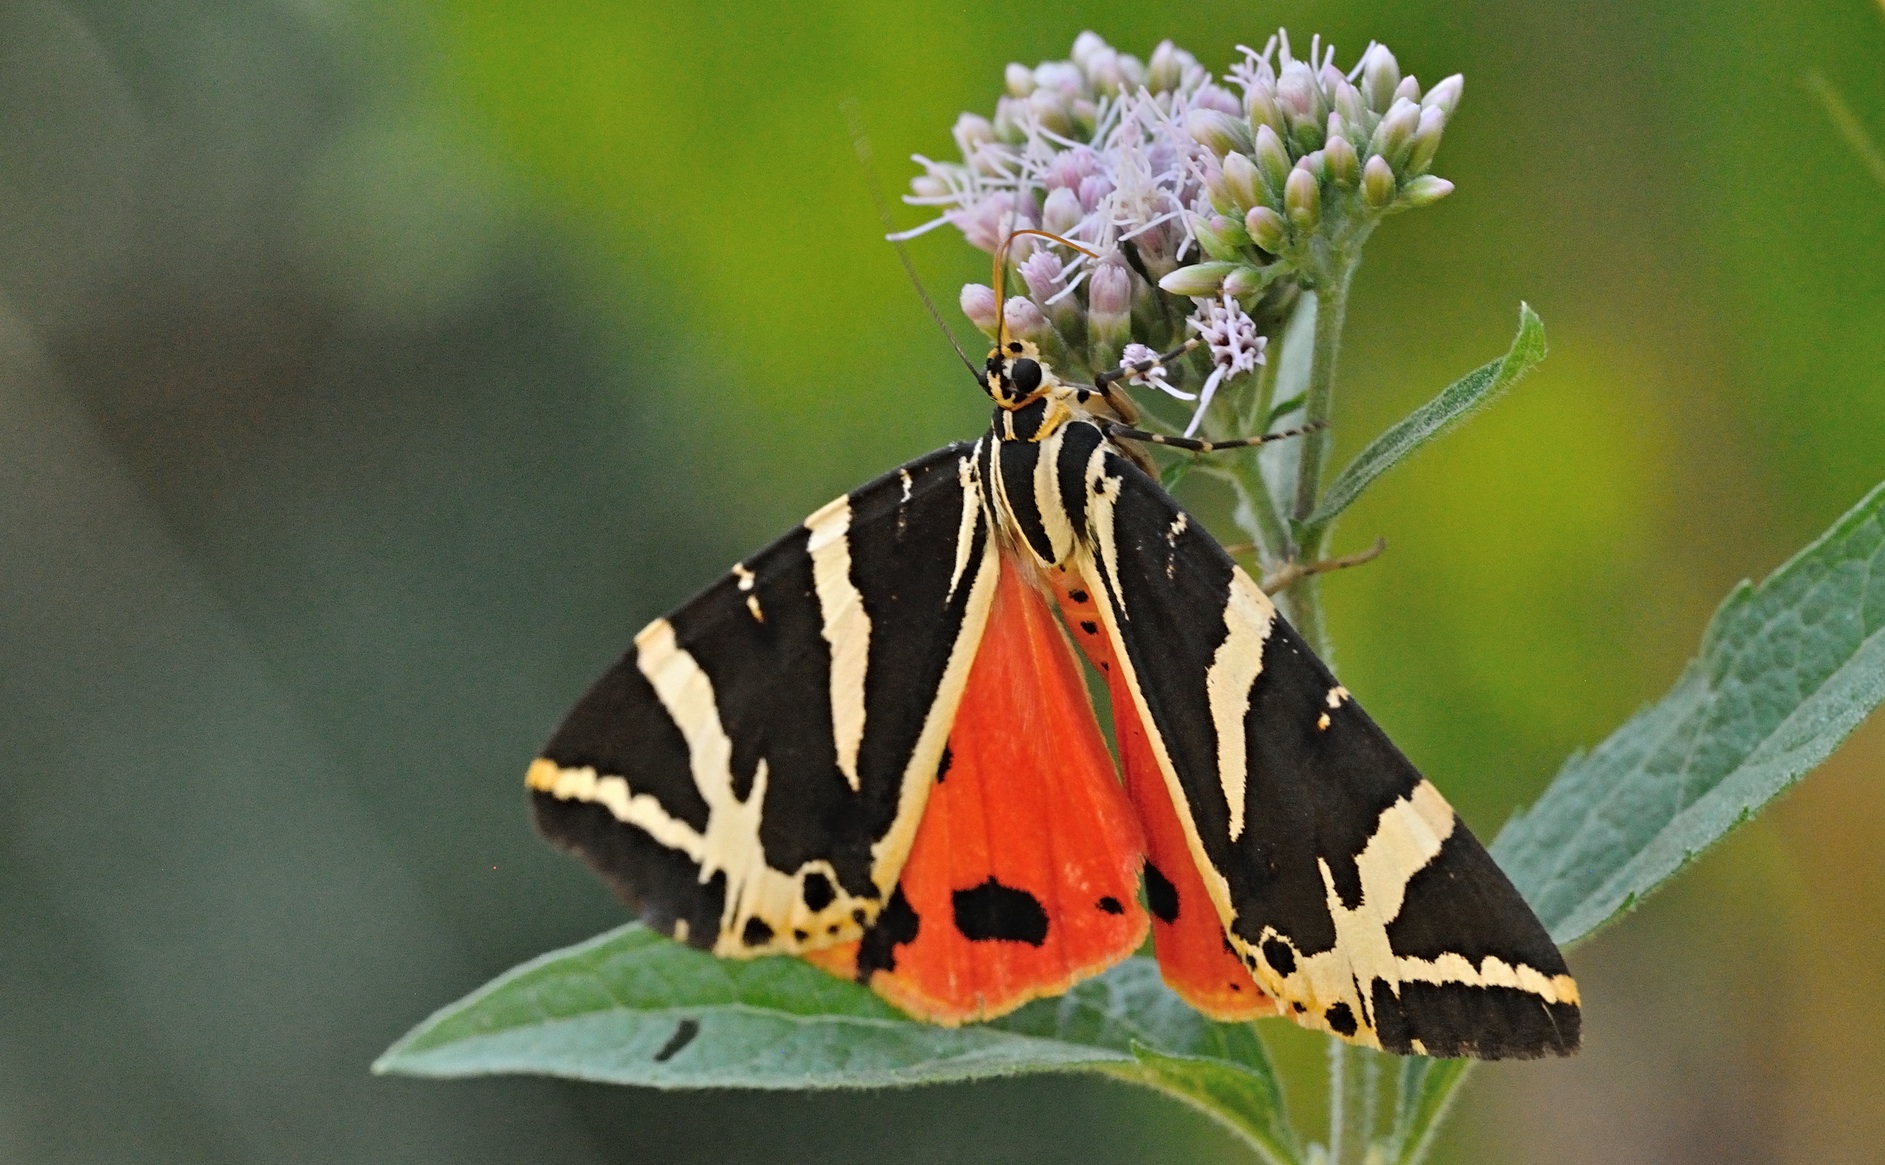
[1118,343,1196,401]
[1183,292,1267,436]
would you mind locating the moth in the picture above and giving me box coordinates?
[528,239,1579,1059]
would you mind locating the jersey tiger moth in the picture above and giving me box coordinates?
[527,266,1580,1059]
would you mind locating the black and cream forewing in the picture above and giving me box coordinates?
[1071,438,1580,1059]
[529,442,999,958]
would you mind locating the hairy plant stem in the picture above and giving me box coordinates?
[1326,1040,1347,1164]
[1283,264,1355,660]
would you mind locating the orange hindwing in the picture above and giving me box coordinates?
[808,554,1148,1024]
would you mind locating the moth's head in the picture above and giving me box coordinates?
[983,338,1049,409]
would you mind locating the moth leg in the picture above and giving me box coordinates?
[1101,419,1324,454]
[1094,338,1201,389]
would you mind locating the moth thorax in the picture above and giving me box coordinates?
[998,396,1056,442]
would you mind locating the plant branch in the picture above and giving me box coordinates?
[1281,266,1355,658]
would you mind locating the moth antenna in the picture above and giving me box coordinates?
[993,228,1098,353]
[843,99,980,381]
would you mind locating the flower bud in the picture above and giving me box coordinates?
[1244,205,1286,253]
[1148,39,1184,93]
[1393,75,1422,105]
[911,175,948,200]
[1082,44,1124,94]
[1020,250,1066,302]
[1284,167,1320,231]
[1253,123,1293,197]
[1071,31,1108,70]
[1044,146,1097,189]
[1221,263,1268,298]
[1319,64,1348,100]
[953,113,995,159]
[1361,153,1396,209]
[1399,175,1454,207]
[1195,85,1242,116]
[961,283,999,335]
[1276,61,1326,123]
[1028,87,1075,137]
[1188,108,1253,157]
[1421,74,1464,122]
[1332,80,1367,129]
[1158,261,1235,297]
[1221,151,1263,212]
[993,95,1025,142]
[1089,259,1131,318]
[1403,106,1446,175]
[1360,44,1401,113]
[1004,62,1035,98]
[1002,294,1049,341]
[1076,174,1113,213]
[1041,186,1084,236]
[1192,213,1248,261]
[1088,259,1133,367]
[1369,98,1421,163]
[1199,154,1232,213]
[1245,81,1285,136]
[1035,61,1083,99]
[1324,133,1360,186]
[1298,151,1327,182]
[1117,53,1147,91]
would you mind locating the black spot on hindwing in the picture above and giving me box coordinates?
[1097,896,1125,915]
[855,886,921,979]
[1143,861,1180,924]
[800,871,835,913]
[1325,1001,1359,1037]
[952,877,1049,945]
[1261,937,1297,976]
[741,917,774,946]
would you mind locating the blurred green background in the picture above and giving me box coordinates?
[2,1,1881,1161]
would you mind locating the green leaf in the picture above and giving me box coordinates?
[376,922,1296,1115]
[1107,1042,1301,1165]
[1161,453,1199,492]
[1301,304,1547,531]
[1264,391,1307,429]
[1391,478,1885,1164]
[1492,477,1885,944]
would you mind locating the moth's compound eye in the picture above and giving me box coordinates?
[1008,357,1042,396]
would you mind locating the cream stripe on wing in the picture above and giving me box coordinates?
[804,496,869,793]
[634,618,768,894]
[1030,425,1076,565]
[1204,569,1276,841]
[947,449,981,600]
[527,757,706,862]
